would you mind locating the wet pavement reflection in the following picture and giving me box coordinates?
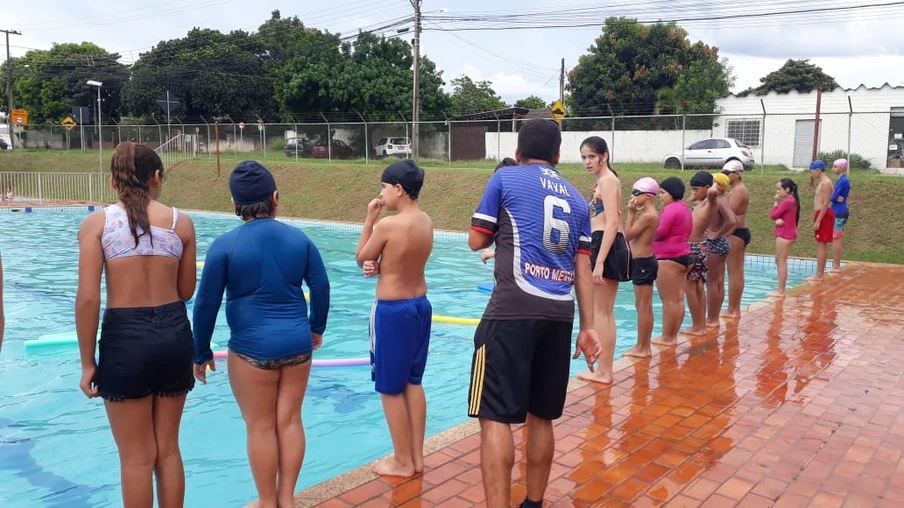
[306,264,904,507]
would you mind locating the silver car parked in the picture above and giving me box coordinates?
[663,138,755,170]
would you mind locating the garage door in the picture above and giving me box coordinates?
[793,119,821,168]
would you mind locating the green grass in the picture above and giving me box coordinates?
[2,150,901,264]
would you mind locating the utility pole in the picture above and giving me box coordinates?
[559,58,565,104]
[410,0,421,159]
[3,29,22,151]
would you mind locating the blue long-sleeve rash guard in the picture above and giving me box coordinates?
[192,218,330,364]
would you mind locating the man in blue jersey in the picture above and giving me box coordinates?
[829,158,851,273]
[467,119,601,508]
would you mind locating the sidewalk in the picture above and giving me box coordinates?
[297,262,904,507]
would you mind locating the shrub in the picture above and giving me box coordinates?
[817,149,871,170]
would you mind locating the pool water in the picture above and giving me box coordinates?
[0,209,811,507]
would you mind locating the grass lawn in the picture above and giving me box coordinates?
[2,150,901,264]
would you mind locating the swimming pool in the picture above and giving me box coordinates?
[0,208,812,507]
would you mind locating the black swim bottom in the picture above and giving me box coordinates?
[631,256,658,286]
[468,319,573,424]
[658,254,693,267]
[96,301,195,402]
[732,228,752,246]
[590,231,632,282]
[232,350,312,371]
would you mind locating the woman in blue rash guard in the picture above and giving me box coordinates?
[192,160,330,508]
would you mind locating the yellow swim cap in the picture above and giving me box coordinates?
[713,173,730,190]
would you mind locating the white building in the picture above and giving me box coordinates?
[711,84,904,170]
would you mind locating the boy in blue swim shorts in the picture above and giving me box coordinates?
[356,159,434,479]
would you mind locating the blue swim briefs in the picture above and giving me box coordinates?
[369,295,432,395]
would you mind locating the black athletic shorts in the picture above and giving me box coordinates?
[96,301,195,402]
[590,231,632,282]
[631,256,658,286]
[467,319,573,423]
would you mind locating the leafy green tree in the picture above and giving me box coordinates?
[753,59,839,95]
[568,17,733,118]
[274,30,450,121]
[1,43,128,124]
[450,76,508,116]
[122,28,276,120]
[514,95,548,109]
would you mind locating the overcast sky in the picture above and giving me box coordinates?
[6,0,903,106]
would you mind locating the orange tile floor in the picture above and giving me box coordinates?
[312,263,904,507]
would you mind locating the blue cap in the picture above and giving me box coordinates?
[229,161,277,205]
[809,160,826,171]
[381,159,425,199]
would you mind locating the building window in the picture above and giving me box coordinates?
[726,119,761,147]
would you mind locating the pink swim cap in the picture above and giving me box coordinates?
[833,158,849,170]
[633,177,660,195]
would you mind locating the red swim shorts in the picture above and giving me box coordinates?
[814,209,835,244]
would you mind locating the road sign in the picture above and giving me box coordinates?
[257,123,263,132]
[11,109,28,125]
[155,91,180,122]
[61,116,78,131]
[238,122,245,130]
[550,100,567,120]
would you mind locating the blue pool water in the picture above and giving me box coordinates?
[0,209,811,507]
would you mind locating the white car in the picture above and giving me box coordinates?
[663,138,755,170]
[374,137,411,158]
[0,135,10,150]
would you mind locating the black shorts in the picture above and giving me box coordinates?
[96,301,195,402]
[589,231,631,282]
[732,228,752,246]
[631,256,658,286]
[468,319,573,423]
[658,254,693,267]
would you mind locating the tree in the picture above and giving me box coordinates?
[121,28,277,120]
[273,30,451,121]
[449,76,508,116]
[514,95,547,109]
[753,59,839,95]
[0,43,129,124]
[567,17,733,118]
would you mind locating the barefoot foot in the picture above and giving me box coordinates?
[768,290,785,297]
[681,326,708,336]
[372,455,416,478]
[413,458,424,475]
[805,275,823,282]
[623,346,652,358]
[577,370,613,384]
[651,336,677,346]
[720,310,741,319]
[705,320,720,328]
[827,267,841,274]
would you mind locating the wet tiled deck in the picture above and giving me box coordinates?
[297,262,904,507]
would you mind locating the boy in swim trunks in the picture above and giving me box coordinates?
[809,160,835,280]
[829,158,851,273]
[686,171,719,335]
[355,159,434,478]
[624,177,660,357]
[704,173,737,327]
[721,160,750,318]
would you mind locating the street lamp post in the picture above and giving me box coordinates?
[87,80,103,172]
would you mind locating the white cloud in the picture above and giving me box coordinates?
[443,64,559,105]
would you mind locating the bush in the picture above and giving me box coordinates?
[267,137,286,152]
[817,149,872,170]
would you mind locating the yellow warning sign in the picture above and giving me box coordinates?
[61,116,78,131]
[550,100,567,120]
[11,108,28,125]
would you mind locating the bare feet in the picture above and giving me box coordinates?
[805,275,823,282]
[720,310,741,319]
[623,346,652,358]
[827,267,841,274]
[681,326,708,336]
[651,336,677,346]
[372,455,416,478]
[768,290,786,297]
[577,370,613,384]
[413,457,424,475]
[705,320,720,328]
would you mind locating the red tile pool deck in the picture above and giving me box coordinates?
[296,262,904,507]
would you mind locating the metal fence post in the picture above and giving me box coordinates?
[356,110,369,164]
[847,96,853,160]
[760,99,767,174]
[321,113,332,163]
[681,114,686,171]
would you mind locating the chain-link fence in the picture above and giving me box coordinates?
[7,109,904,171]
